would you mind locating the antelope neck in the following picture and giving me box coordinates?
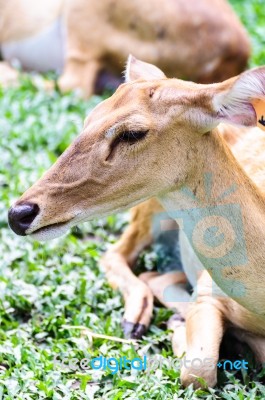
[158,129,265,316]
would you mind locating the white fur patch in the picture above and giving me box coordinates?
[1,18,65,73]
[124,54,134,83]
[105,125,118,139]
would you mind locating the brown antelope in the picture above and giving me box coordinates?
[0,0,250,95]
[8,57,265,388]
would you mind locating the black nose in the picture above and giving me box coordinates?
[8,203,40,236]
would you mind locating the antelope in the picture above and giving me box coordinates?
[8,57,265,388]
[0,0,250,95]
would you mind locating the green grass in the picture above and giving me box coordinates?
[230,0,265,67]
[1,1,265,398]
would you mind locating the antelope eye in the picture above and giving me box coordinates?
[106,129,149,162]
[116,130,149,145]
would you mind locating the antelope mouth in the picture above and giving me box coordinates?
[30,219,73,241]
[33,221,68,234]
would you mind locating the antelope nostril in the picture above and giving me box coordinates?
[8,202,40,236]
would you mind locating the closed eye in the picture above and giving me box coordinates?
[115,130,149,145]
[106,129,149,161]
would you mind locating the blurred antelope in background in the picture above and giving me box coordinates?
[0,0,250,95]
[8,57,265,387]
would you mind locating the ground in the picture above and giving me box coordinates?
[0,0,265,399]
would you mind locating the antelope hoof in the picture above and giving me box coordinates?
[181,366,217,389]
[122,320,147,339]
[122,282,153,339]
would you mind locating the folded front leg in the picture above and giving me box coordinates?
[101,199,163,338]
[102,250,154,339]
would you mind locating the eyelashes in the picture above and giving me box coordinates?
[115,130,149,145]
[106,129,149,161]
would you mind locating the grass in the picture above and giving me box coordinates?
[0,0,265,398]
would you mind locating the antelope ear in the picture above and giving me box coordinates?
[213,67,265,127]
[125,55,166,82]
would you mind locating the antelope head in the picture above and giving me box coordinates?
[8,56,265,240]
